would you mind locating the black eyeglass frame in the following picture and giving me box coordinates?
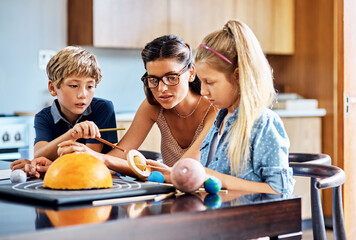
[141,64,190,89]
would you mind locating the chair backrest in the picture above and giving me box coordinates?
[289,153,347,240]
[139,150,162,161]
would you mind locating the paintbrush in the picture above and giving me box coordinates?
[95,136,126,152]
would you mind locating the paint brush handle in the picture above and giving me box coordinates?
[95,137,126,152]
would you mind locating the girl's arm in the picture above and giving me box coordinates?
[204,168,279,194]
[142,159,279,194]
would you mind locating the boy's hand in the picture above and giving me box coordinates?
[70,120,101,140]
[58,140,97,156]
[10,159,31,174]
[29,157,52,178]
[10,157,52,178]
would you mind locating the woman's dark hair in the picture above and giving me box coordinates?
[141,35,201,105]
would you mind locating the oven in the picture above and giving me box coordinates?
[0,116,34,162]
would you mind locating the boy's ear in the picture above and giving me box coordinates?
[48,81,57,96]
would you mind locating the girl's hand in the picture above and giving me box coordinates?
[70,120,101,140]
[28,157,52,178]
[57,140,97,156]
[10,159,31,175]
[146,159,172,183]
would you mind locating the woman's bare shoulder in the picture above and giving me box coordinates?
[136,99,161,122]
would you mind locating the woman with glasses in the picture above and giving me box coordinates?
[58,35,216,176]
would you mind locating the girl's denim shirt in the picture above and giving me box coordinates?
[200,107,295,195]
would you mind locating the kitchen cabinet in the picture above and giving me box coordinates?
[168,0,235,49]
[169,0,294,53]
[116,121,161,153]
[234,0,294,54]
[68,0,294,54]
[68,0,168,48]
[93,0,168,48]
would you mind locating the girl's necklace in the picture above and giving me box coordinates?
[173,96,202,119]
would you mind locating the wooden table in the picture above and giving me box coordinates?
[0,161,301,240]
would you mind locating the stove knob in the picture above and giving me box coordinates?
[2,132,10,142]
[15,132,21,141]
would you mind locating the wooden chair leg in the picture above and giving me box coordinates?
[310,178,326,240]
[333,186,347,240]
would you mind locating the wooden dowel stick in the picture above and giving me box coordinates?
[95,137,126,152]
[154,192,175,202]
[92,192,175,206]
[99,128,126,132]
[93,194,158,206]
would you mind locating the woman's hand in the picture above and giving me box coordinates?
[146,159,172,183]
[70,120,101,140]
[58,140,97,156]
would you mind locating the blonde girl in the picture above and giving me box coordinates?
[194,20,294,194]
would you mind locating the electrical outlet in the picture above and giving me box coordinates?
[38,50,56,70]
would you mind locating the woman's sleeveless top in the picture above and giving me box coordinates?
[156,104,212,167]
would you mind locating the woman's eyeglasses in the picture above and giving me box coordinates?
[141,64,189,89]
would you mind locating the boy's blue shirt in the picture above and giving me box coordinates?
[200,107,295,194]
[34,97,118,154]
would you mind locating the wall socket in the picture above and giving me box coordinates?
[38,50,56,70]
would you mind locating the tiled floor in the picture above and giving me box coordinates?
[302,229,333,239]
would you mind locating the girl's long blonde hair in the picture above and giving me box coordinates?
[195,20,276,175]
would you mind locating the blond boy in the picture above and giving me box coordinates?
[11,46,117,174]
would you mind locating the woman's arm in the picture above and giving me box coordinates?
[58,140,138,177]
[58,99,159,176]
[180,106,217,160]
[106,99,159,159]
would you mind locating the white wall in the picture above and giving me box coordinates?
[0,0,145,115]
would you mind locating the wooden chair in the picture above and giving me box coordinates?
[139,150,162,161]
[289,153,346,240]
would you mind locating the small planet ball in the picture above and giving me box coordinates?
[204,194,222,209]
[170,158,206,193]
[204,176,222,194]
[10,169,27,183]
[147,171,164,183]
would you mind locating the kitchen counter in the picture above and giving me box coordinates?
[115,112,136,121]
[116,109,327,121]
[273,108,326,117]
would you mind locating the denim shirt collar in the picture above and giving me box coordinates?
[214,107,239,129]
[50,99,92,126]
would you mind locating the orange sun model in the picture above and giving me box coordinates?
[43,153,112,190]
